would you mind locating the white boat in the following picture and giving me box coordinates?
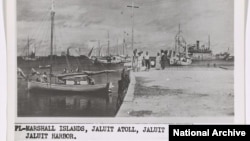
[169,56,192,66]
[169,25,192,66]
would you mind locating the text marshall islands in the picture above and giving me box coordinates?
[173,129,246,137]
[16,125,166,139]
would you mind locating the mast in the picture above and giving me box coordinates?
[50,0,55,83]
[117,39,119,55]
[98,40,101,56]
[208,35,210,49]
[123,32,125,55]
[178,24,181,55]
[127,0,139,53]
[50,0,55,58]
[175,24,181,55]
[107,31,110,56]
[27,36,30,57]
[131,0,134,52]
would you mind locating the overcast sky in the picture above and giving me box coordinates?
[17,0,234,56]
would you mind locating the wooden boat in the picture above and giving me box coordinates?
[28,81,111,93]
[27,1,114,95]
[28,70,114,94]
[87,31,131,65]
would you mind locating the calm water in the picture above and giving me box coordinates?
[17,57,123,117]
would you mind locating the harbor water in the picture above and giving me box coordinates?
[17,56,123,117]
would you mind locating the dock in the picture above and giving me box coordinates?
[116,67,234,117]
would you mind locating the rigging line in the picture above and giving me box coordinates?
[40,20,51,65]
[31,15,50,55]
[34,15,50,42]
[57,25,70,57]
[38,23,51,57]
[56,24,68,49]
[20,14,49,56]
[40,14,51,40]
[20,38,29,56]
[56,26,72,70]
[32,7,51,36]
[29,12,50,42]
[57,29,75,72]
[37,17,51,56]
[56,26,65,54]
[61,25,72,48]
[35,23,48,53]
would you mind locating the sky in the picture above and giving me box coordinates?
[17,0,234,56]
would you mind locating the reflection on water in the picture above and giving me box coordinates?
[18,71,121,117]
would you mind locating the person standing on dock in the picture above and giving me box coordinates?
[161,52,166,70]
[133,49,138,72]
[155,53,161,70]
[145,51,150,71]
[137,52,143,72]
[164,50,170,67]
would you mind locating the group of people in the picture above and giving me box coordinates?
[155,50,170,70]
[132,49,171,72]
[132,49,151,72]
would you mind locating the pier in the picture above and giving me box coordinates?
[116,67,234,117]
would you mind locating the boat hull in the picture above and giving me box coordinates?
[28,81,110,94]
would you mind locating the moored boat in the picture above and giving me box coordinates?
[169,25,192,66]
[28,81,111,94]
[27,1,114,95]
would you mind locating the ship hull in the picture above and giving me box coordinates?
[28,81,110,94]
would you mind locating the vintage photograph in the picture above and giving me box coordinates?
[17,0,234,117]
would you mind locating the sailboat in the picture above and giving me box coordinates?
[28,1,113,95]
[89,33,131,65]
[169,25,192,66]
[22,37,38,61]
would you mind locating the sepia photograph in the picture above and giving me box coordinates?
[16,0,234,118]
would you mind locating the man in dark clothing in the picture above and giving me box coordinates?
[164,50,170,67]
[145,52,150,71]
[161,53,166,69]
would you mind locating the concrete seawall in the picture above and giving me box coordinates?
[116,71,135,116]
